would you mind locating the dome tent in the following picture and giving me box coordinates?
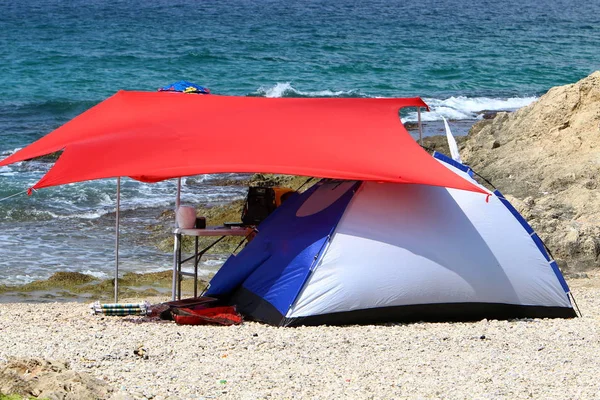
[206,154,575,326]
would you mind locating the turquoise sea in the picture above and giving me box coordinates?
[0,0,599,287]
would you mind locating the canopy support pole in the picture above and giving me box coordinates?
[114,177,121,303]
[171,177,182,301]
[417,107,423,145]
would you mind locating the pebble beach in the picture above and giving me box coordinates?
[2,0,600,398]
[0,272,598,400]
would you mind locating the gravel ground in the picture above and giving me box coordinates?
[0,274,599,400]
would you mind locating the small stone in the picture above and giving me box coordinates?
[404,122,418,130]
[480,335,486,340]
[134,345,148,359]
[482,111,498,120]
[584,180,596,190]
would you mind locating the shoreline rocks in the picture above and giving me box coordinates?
[0,271,205,303]
[461,71,600,273]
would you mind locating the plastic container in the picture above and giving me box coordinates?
[176,206,197,229]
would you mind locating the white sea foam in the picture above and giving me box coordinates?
[0,274,36,286]
[430,96,537,113]
[0,147,22,158]
[72,211,108,219]
[403,96,538,122]
[203,258,227,267]
[81,270,110,279]
[256,82,360,98]
[0,166,14,176]
[254,85,537,121]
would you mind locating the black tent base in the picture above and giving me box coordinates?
[283,302,577,327]
[229,287,577,327]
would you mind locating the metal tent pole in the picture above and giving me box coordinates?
[114,177,121,303]
[417,107,423,146]
[171,177,182,300]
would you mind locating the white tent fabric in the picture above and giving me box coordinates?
[207,157,574,325]
[287,165,570,319]
[296,181,356,217]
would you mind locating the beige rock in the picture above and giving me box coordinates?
[462,71,600,273]
[0,358,113,399]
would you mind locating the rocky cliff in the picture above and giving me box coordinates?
[462,71,600,273]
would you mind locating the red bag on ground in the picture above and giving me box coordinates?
[172,306,243,326]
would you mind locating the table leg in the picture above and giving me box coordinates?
[171,233,179,301]
[177,233,182,300]
[194,236,199,298]
[172,234,230,300]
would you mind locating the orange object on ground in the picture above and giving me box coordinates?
[172,306,243,326]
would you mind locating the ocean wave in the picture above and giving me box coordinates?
[252,84,536,121]
[0,274,37,286]
[80,270,110,279]
[253,82,366,98]
[0,173,248,224]
[1,208,61,222]
[0,166,13,176]
[0,147,22,158]
[403,96,538,122]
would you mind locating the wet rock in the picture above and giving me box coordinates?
[482,111,498,120]
[420,135,467,156]
[404,122,419,130]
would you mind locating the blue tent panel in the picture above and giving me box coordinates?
[208,181,359,316]
[433,151,474,177]
[206,245,272,296]
[206,192,303,297]
[242,181,359,315]
[206,191,306,297]
[243,238,329,314]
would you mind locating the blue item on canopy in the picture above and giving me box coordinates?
[158,81,210,94]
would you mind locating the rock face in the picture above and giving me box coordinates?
[0,358,114,399]
[462,71,600,273]
[421,134,467,156]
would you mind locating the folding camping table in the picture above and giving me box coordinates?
[172,226,254,300]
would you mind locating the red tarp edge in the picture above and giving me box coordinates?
[0,91,486,195]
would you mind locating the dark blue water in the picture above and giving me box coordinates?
[0,0,599,285]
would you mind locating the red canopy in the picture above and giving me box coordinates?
[0,91,485,195]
